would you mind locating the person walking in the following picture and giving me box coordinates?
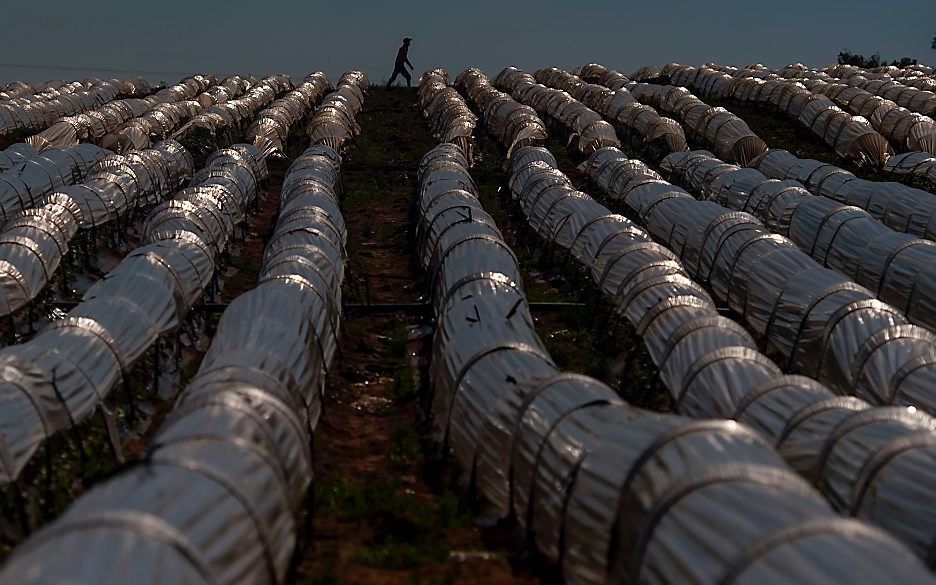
[386,37,414,89]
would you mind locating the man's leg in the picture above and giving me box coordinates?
[386,66,403,89]
[402,68,412,87]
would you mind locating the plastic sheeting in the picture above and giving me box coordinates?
[103,75,252,153]
[583,147,936,415]
[0,143,42,171]
[0,140,270,487]
[628,80,767,165]
[0,139,193,318]
[419,69,477,161]
[305,71,368,151]
[454,68,546,157]
[698,63,936,157]
[575,63,630,90]
[420,141,933,583]
[174,75,294,142]
[509,144,774,415]
[1,79,87,102]
[804,78,936,154]
[847,76,936,117]
[1,78,151,136]
[661,66,936,232]
[0,143,111,220]
[0,75,302,325]
[663,63,894,167]
[247,72,330,157]
[751,148,936,241]
[630,65,661,82]
[26,75,215,151]
[535,66,687,161]
[503,144,936,565]
[494,67,620,155]
[886,151,936,183]
[0,135,349,584]
[579,62,761,165]
[781,63,936,117]
[660,150,936,333]
[778,65,936,186]
[812,63,936,81]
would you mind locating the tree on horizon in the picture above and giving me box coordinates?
[837,51,917,68]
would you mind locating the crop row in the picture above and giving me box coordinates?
[423,69,934,584]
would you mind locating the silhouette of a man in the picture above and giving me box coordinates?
[386,37,414,89]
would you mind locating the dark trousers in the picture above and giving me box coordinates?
[386,64,411,88]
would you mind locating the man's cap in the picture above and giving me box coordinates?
[403,37,412,42]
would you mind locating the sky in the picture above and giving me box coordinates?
[2,0,934,86]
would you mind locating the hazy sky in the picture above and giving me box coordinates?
[3,0,934,85]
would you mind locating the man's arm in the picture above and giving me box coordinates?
[406,55,413,69]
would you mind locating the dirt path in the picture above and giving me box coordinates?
[295,88,536,584]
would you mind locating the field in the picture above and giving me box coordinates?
[1,62,936,584]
